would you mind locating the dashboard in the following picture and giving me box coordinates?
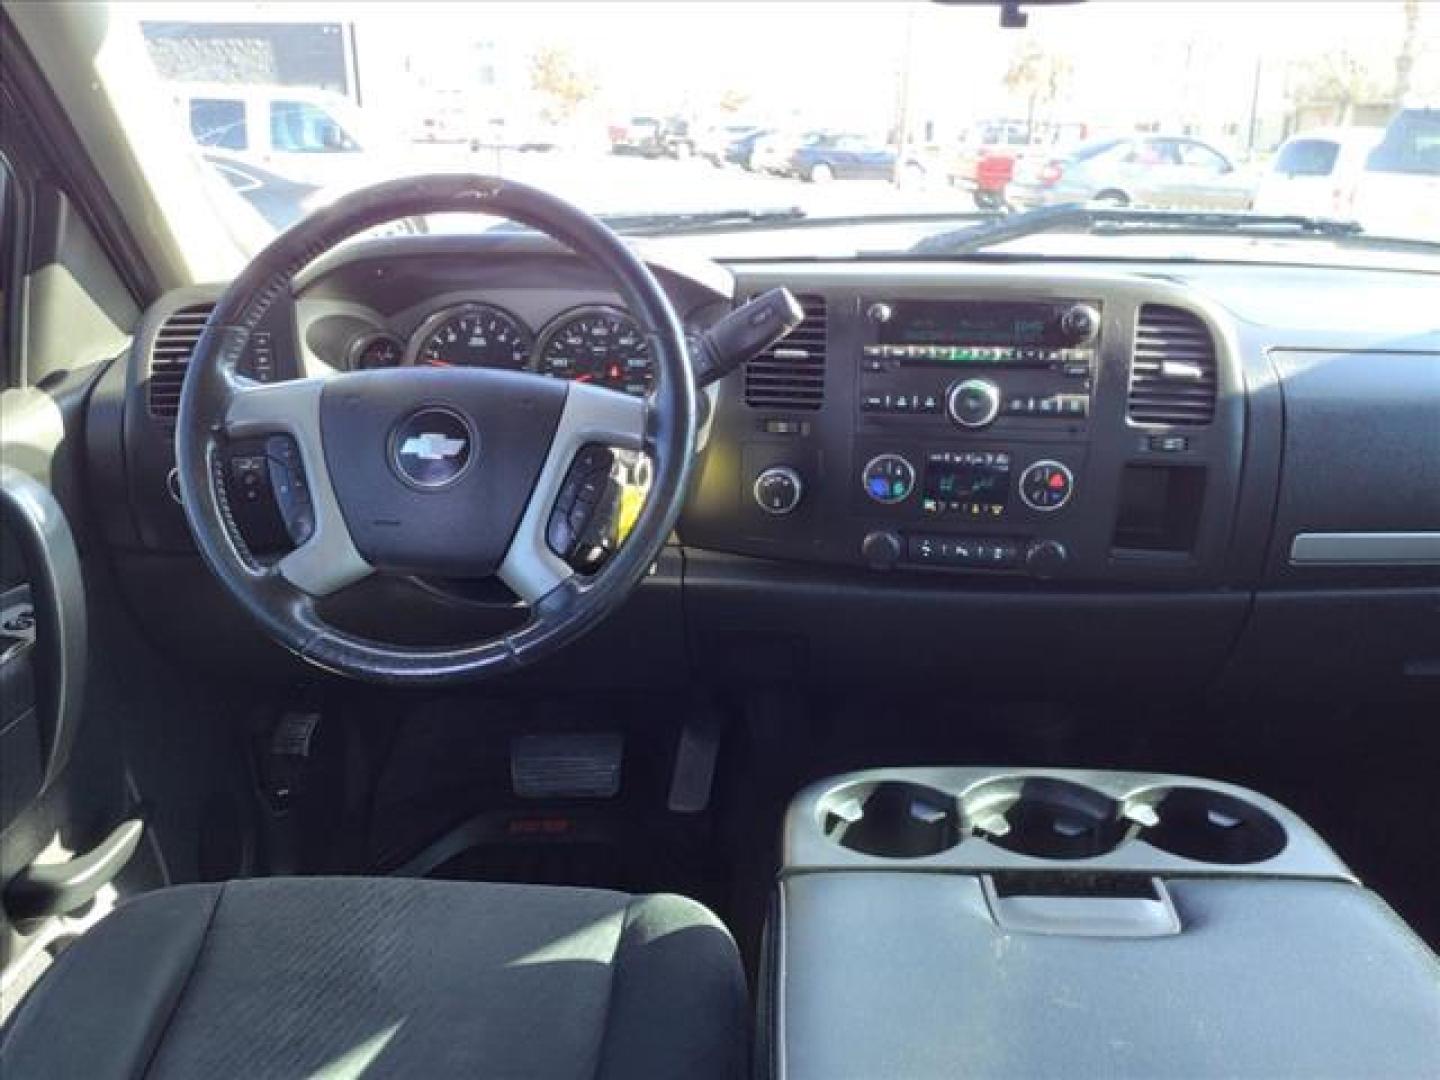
[87,234,1440,698]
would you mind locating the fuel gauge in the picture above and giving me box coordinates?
[349,331,405,370]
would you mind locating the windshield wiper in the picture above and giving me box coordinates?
[911,204,1366,256]
[599,206,809,236]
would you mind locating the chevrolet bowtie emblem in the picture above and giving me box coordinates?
[400,433,467,461]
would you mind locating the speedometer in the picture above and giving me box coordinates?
[408,303,531,369]
[534,308,652,395]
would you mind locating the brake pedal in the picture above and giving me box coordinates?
[511,733,623,799]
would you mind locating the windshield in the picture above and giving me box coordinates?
[103,1,1440,266]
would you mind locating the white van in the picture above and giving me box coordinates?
[1252,127,1383,219]
[171,83,392,190]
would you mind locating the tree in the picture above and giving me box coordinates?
[529,45,597,123]
[717,88,751,116]
[1289,49,1388,124]
[1395,0,1421,102]
[1003,40,1073,136]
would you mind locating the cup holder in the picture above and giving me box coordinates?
[819,780,962,858]
[1129,786,1287,864]
[964,777,1127,860]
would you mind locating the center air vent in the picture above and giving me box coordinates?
[1128,304,1217,426]
[147,302,215,421]
[744,294,826,410]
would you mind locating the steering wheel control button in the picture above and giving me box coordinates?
[265,435,316,546]
[862,454,916,504]
[947,379,1002,428]
[390,407,475,489]
[1019,460,1075,512]
[754,466,803,515]
[548,444,616,558]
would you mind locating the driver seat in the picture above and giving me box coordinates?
[0,877,747,1078]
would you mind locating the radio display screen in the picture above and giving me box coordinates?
[879,300,1069,348]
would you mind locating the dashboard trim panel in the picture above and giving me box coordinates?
[1290,532,1440,566]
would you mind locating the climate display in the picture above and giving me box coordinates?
[921,451,1012,517]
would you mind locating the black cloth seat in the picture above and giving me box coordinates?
[0,877,747,1079]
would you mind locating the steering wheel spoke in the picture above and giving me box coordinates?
[223,376,372,597]
[498,382,645,604]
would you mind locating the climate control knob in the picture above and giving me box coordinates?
[861,454,916,504]
[1018,460,1075,512]
[947,379,1002,428]
[753,466,803,515]
[866,302,894,324]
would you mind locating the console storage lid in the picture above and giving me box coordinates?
[773,872,1440,1080]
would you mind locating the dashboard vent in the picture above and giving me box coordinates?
[744,294,826,410]
[1128,305,1217,426]
[147,303,215,421]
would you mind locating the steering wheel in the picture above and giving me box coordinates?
[176,175,697,684]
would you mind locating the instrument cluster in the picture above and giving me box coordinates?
[347,301,654,396]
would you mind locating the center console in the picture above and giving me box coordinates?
[682,272,1245,586]
[765,768,1440,1079]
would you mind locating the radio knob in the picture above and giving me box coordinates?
[861,530,903,570]
[1024,540,1070,578]
[753,466,803,515]
[947,379,1002,428]
[1060,303,1100,344]
[866,302,894,324]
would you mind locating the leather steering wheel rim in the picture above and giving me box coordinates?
[175,174,697,684]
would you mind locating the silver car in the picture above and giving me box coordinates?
[1009,135,1254,211]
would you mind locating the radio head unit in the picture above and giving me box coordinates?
[866,299,1100,367]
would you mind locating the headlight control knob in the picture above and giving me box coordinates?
[753,466,803,515]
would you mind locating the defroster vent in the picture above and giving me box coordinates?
[744,294,826,410]
[1128,304,1217,426]
[147,303,216,421]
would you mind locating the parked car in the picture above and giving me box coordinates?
[172,82,395,191]
[949,120,1089,208]
[723,127,773,169]
[1252,127,1385,219]
[1351,107,1440,241]
[696,123,759,165]
[746,130,809,174]
[786,133,927,184]
[1009,135,1254,211]
[608,115,663,156]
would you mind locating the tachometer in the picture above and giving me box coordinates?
[534,307,652,395]
[408,303,531,369]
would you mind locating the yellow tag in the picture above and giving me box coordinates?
[616,482,646,544]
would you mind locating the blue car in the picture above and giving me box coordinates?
[788,133,925,183]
